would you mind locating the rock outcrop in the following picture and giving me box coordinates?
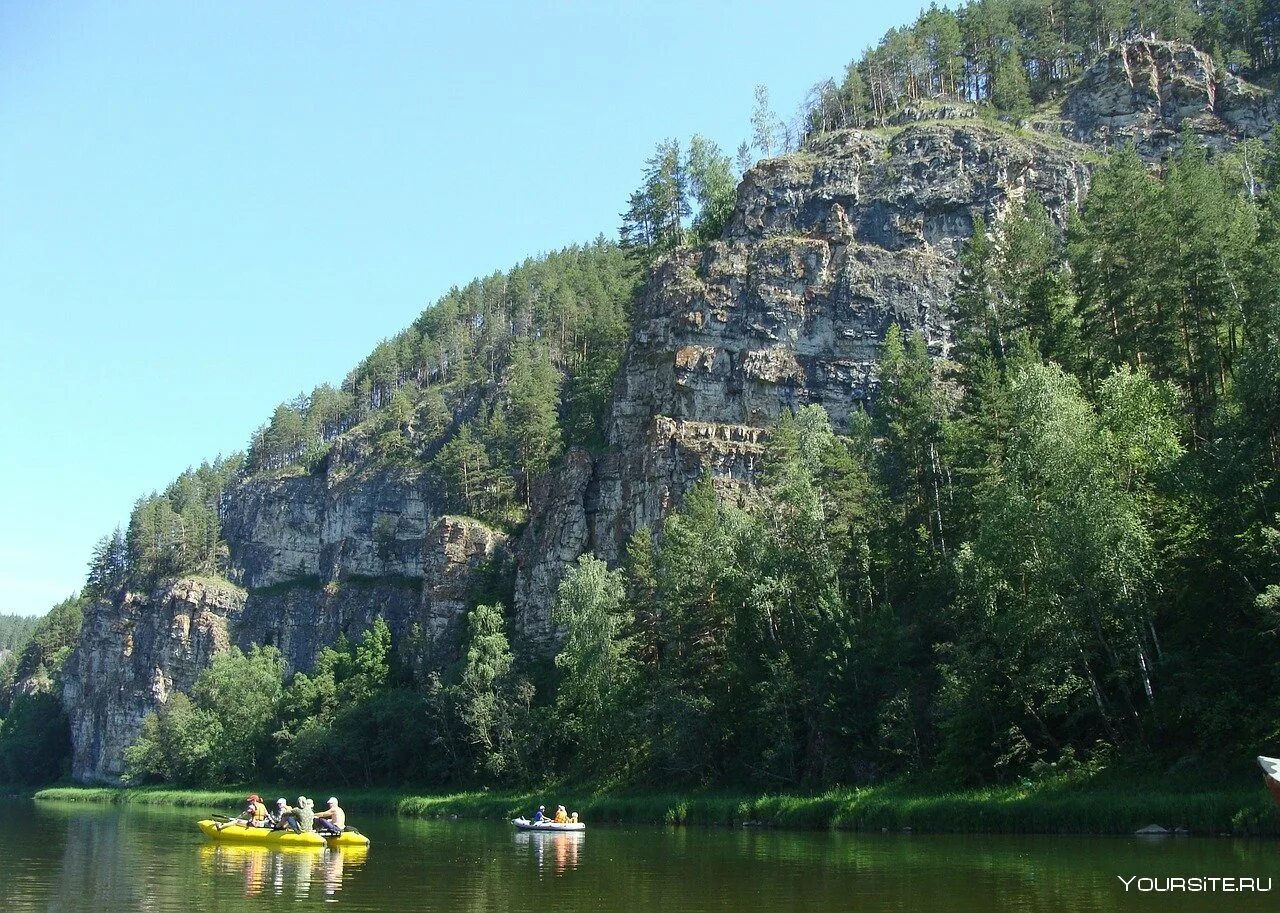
[1063,39,1276,156]
[64,497,506,781]
[63,578,242,782]
[514,122,1091,635]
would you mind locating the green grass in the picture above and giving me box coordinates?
[32,774,1280,836]
[182,575,248,598]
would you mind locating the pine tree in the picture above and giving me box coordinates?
[990,48,1031,116]
[952,214,1005,369]
[877,327,952,557]
[506,344,563,507]
[85,527,128,598]
[432,424,492,518]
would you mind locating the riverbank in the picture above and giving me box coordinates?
[31,773,1280,836]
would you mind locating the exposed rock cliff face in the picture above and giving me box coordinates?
[61,38,1276,779]
[64,497,506,781]
[63,578,241,782]
[514,123,1091,637]
[1062,39,1276,156]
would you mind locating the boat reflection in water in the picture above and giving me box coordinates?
[514,829,584,876]
[198,842,369,898]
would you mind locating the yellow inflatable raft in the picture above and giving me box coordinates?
[197,819,371,848]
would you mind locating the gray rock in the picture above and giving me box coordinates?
[1063,39,1276,158]
[513,121,1090,633]
[63,512,506,782]
[63,578,241,782]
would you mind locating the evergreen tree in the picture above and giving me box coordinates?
[877,327,952,558]
[506,344,563,507]
[85,527,128,598]
[432,423,493,518]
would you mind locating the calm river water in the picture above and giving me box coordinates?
[2,800,1278,912]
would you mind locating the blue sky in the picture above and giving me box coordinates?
[0,1,925,615]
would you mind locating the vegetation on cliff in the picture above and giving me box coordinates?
[0,597,84,784]
[792,0,1278,135]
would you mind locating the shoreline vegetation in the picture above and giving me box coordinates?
[28,775,1280,837]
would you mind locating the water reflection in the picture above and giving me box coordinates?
[198,843,368,899]
[514,829,584,876]
[9,801,1280,913]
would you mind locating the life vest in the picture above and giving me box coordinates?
[249,801,268,823]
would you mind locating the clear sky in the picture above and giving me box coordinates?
[0,1,926,615]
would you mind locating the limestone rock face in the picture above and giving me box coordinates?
[513,122,1091,635]
[62,508,506,782]
[1063,39,1276,156]
[420,516,510,665]
[62,578,242,783]
[221,468,436,588]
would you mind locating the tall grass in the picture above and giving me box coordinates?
[34,774,1280,836]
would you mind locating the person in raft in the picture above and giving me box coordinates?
[314,796,346,835]
[270,798,303,833]
[218,793,269,830]
[532,805,548,823]
[553,806,569,824]
[296,796,315,833]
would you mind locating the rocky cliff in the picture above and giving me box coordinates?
[64,578,240,782]
[1060,38,1277,156]
[65,456,507,780]
[512,122,1092,639]
[61,39,1275,781]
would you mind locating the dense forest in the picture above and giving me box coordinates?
[3,1,1279,790]
[0,614,40,658]
[0,598,84,783]
[748,0,1280,146]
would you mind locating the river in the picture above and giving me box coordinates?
[2,800,1277,911]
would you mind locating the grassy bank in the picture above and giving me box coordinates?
[32,773,1280,836]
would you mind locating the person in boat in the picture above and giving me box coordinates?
[218,793,269,830]
[271,798,302,833]
[296,795,315,834]
[314,796,346,835]
[531,805,548,823]
[570,812,579,824]
[553,805,569,824]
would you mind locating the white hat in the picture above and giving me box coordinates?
[276,798,286,806]
[328,796,338,805]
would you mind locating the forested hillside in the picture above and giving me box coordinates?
[3,2,1278,793]
[0,614,39,657]
[781,0,1280,141]
[112,125,1280,790]
[0,598,84,783]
